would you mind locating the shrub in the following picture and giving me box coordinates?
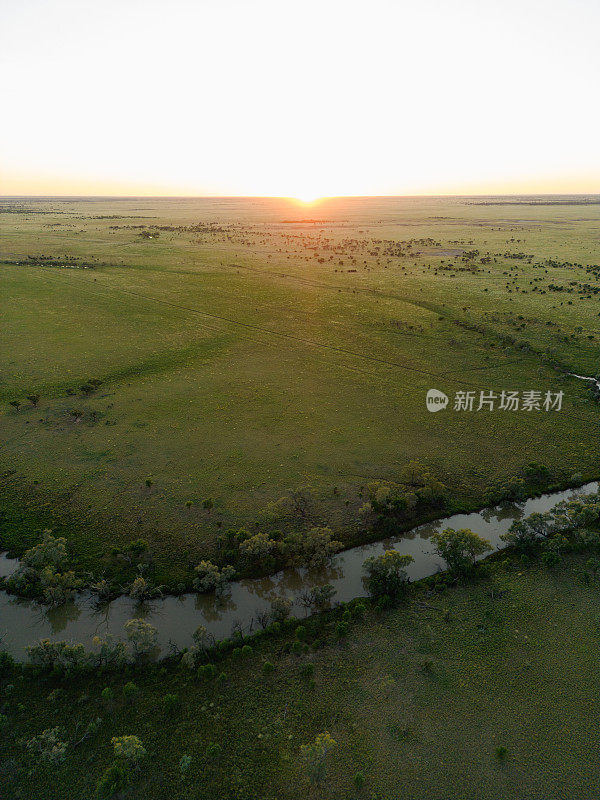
[27,639,89,672]
[22,531,68,570]
[241,644,253,657]
[122,682,139,703]
[501,512,555,553]
[97,762,132,799]
[350,601,366,619]
[335,622,349,639]
[295,625,307,641]
[205,742,222,760]
[26,726,68,765]
[270,596,293,622]
[162,693,179,712]
[354,771,365,789]
[101,687,114,705]
[111,735,146,765]
[198,663,217,681]
[300,583,336,612]
[363,550,414,598]
[288,527,342,569]
[262,661,275,675]
[179,754,192,776]
[239,531,278,562]
[299,663,314,679]
[431,527,492,577]
[92,634,129,669]
[523,462,551,485]
[193,560,235,594]
[129,576,152,601]
[300,731,337,785]
[124,618,158,657]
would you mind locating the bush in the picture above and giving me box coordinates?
[179,754,192,776]
[101,687,114,705]
[262,661,275,675]
[270,596,293,622]
[431,527,492,577]
[162,693,179,712]
[300,731,337,785]
[501,512,554,553]
[351,601,366,618]
[205,742,222,760]
[335,622,349,639]
[523,462,551,485]
[241,644,253,657]
[354,771,365,789]
[363,550,414,598]
[97,762,132,798]
[122,682,139,703]
[299,662,314,679]
[287,527,342,569]
[124,618,158,657]
[198,663,217,681]
[193,560,235,594]
[111,735,146,765]
[26,726,68,765]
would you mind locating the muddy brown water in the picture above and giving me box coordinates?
[0,482,597,661]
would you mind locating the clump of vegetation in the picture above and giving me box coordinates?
[97,735,146,799]
[26,726,68,766]
[286,526,342,569]
[299,583,336,612]
[270,596,293,622]
[500,492,600,567]
[361,462,446,532]
[124,618,158,659]
[6,531,82,605]
[300,731,337,785]
[363,550,414,600]
[128,573,162,601]
[431,527,492,578]
[193,560,236,594]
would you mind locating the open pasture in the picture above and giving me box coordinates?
[1,196,599,584]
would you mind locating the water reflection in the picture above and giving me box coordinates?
[0,481,597,661]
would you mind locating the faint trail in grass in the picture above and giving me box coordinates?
[20,267,600,430]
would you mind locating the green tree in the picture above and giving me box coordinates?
[363,550,414,598]
[431,527,491,576]
[300,731,337,785]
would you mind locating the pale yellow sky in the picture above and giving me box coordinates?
[1,0,599,198]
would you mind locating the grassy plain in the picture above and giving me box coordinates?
[3,554,600,799]
[1,196,600,585]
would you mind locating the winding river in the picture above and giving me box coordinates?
[0,481,597,661]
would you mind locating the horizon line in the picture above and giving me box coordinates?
[2,192,600,200]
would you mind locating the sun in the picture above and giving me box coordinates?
[294,194,321,205]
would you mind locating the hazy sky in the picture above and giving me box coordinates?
[1,0,599,197]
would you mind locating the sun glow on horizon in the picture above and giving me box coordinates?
[294,194,322,205]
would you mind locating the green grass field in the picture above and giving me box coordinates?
[3,554,600,799]
[1,196,600,585]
